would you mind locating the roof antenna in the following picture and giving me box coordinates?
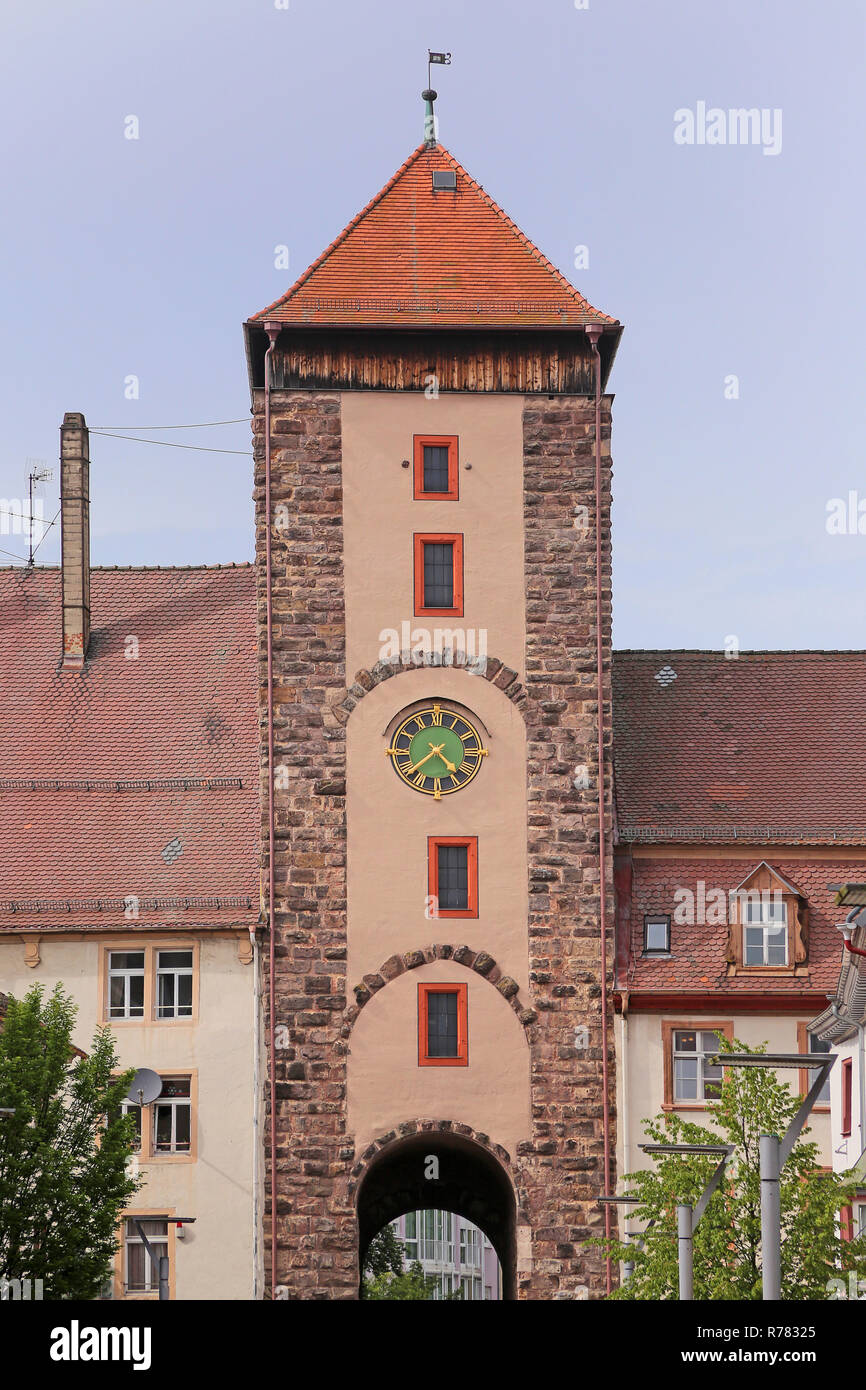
[424,49,451,146]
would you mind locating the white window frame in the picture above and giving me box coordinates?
[401,1212,418,1261]
[673,1029,725,1103]
[155,950,194,1019]
[419,1209,454,1265]
[152,1079,191,1154]
[108,951,146,1020]
[743,896,788,966]
[459,1224,481,1268]
[123,1218,168,1295]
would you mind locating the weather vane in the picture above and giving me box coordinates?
[423,49,451,145]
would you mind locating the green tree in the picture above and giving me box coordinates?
[0,984,140,1299]
[362,1259,445,1300]
[593,1036,866,1300]
[363,1221,405,1279]
[361,1220,462,1300]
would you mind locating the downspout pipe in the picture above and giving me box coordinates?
[840,907,866,958]
[585,324,612,1293]
[263,323,280,1298]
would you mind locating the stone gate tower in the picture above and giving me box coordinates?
[245,115,621,1299]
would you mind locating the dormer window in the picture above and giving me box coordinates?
[743,897,788,966]
[726,862,807,973]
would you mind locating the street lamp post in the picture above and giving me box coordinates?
[131,1219,196,1300]
[639,1143,734,1301]
[597,1195,653,1284]
[710,1051,835,1301]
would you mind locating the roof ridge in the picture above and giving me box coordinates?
[614,648,866,657]
[0,563,255,573]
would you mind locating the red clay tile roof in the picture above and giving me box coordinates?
[250,143,619,330]
[622,855,853,999]
[613,651,866,846]
[0,566,259,932]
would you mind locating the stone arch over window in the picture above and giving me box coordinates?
[324,650,526,729]
[342,941,536,1037]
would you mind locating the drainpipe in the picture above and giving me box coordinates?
[620,991,630,1189]
[263,322,280,1298]
[585,324,612,1292]
[836,911,866,1161]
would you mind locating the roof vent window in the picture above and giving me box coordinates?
[432,170,457,192]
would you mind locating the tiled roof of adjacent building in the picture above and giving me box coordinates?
[249,143,620,330]
[612,650,866,846]
[622,856,854,1000]
[0,566,259,932]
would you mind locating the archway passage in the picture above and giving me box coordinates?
[356,1131,518,1300]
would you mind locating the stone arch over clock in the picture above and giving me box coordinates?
[344,666,530,1000]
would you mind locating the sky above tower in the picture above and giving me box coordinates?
[0,0,862,650]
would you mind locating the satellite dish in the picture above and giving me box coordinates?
[125,1068,163,1106]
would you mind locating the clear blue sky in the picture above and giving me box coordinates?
[1,0,863,649]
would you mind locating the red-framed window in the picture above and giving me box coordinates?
[842,1057,853,1137]
[413,435,459,500]
[418,983,468,1067]
[428,837,478,918]
[413,534,463,617]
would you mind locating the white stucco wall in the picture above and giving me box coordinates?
[616,1011,833,1181]
[0,932,256,1300]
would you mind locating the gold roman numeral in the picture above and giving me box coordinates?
[413,771,427,788]
[430,705,443,726]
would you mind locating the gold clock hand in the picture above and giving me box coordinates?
[407,743,445,774]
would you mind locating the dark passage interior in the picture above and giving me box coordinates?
[357,1131,517,1300]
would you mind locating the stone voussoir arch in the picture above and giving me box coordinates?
[342,941,536,1037]
[348,1116,517,1198]
[325,648,527,728]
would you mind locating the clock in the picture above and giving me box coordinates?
[386,703,488,798]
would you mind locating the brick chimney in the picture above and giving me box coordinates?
[60,412,91,671]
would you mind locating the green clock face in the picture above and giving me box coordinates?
[387,704,488,798]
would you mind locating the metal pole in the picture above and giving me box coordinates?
[760,1133,781,1300]
[622,1227,634,1284]
[677,1203,693,1300]
[133,1219,170,1302]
